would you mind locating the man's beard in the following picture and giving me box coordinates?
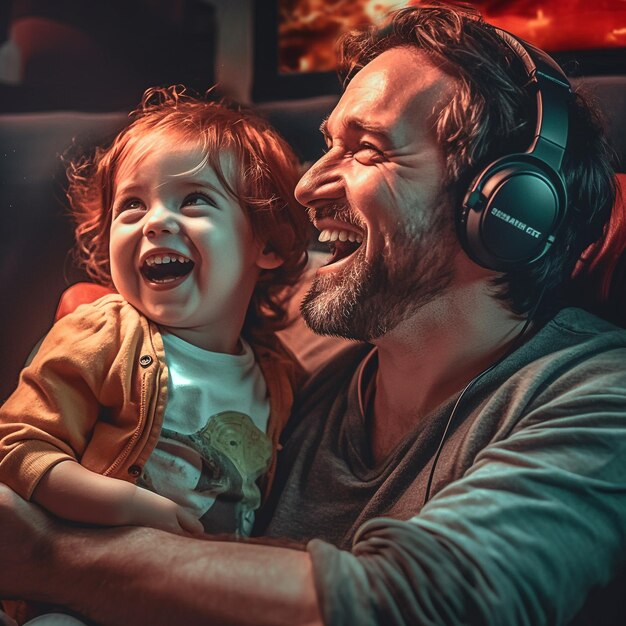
[300,201,457,341]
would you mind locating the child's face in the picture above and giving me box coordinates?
[109,140,280,350]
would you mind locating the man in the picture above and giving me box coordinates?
[1,4,625,625]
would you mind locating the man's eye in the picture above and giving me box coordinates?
[355,143,385,164]
[358,143,383,156]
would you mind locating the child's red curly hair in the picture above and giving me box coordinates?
[66,86,310,332]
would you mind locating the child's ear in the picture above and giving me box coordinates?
[256,244,284,270]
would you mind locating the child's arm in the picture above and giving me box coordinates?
[32,460,204,535]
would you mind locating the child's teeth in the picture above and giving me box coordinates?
[145,253,192,266]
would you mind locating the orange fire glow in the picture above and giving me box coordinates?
[279,0,626,73]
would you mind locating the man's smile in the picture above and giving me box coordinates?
[314,217,366,270]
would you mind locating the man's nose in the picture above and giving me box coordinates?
[142,204,181,238]
[295,150,344,209]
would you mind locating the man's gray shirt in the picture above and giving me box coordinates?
[257,308,626,625]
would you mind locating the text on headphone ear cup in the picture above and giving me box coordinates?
[460,156,566,271]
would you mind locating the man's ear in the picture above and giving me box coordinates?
[256,244,284,270]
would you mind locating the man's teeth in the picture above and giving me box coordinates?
[318,228,363,244]
[145,254,191,266]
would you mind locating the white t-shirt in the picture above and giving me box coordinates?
[139,331,272,536]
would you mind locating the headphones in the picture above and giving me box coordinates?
[457,29,572,272]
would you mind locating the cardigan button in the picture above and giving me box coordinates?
[139,355,153,368]
[128,464,142,477]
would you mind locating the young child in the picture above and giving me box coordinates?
[0,87,309,550]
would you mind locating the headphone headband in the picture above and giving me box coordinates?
[493,28,571,169]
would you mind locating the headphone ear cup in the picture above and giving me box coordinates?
[458,155,566,271]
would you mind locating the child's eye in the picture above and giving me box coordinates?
[113,197,146,216]
[182,192,216,208]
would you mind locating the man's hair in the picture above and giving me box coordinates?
[337,2,617,317]
[66,86,310,332]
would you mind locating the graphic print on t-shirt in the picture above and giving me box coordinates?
[139,410,273,536]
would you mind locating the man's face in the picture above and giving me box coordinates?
[295,46,460,341]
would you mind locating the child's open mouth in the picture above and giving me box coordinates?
[140,253,195,284]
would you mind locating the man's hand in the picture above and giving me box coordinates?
[0,484,322,626]
[0,483,54,599]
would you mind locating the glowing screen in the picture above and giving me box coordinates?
[279,0,626,73]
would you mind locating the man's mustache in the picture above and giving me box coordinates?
[307,203,365,230]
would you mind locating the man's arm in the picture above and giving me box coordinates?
[0,484,323,626]
[303,359,626,626]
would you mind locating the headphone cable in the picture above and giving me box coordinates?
[422,285,547,506]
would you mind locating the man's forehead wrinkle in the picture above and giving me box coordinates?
[327,84,380,135]
[328,95,394,141]
[347,118,391,136]
[336,117,393,142]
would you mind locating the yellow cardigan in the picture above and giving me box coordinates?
[0,293,301,502]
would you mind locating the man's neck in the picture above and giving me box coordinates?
[367,288,528,465]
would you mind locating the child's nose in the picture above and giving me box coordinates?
[142,206,181,238]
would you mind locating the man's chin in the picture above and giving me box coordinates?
[300,274,387,342]
[300,277,354,339]
[300,257,452,342]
